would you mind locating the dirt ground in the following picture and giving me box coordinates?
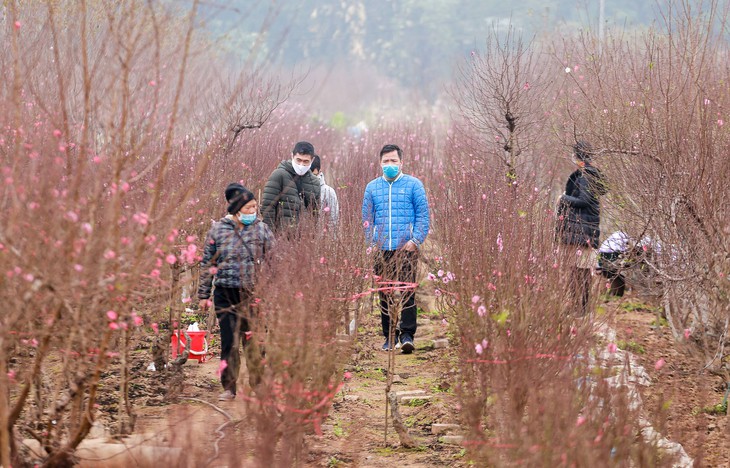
[87,290,729,467]
[608,294,730,468]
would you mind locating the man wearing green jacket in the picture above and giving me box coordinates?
[261,141,321,234]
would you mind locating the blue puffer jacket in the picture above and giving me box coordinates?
[362,173,430,250]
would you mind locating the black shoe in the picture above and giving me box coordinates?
[400,335,414,354]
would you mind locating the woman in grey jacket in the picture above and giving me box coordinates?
[198,183,275,400]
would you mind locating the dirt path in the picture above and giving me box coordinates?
[120,293,465,467]
[303,309,465,467]
[85,290,728,467]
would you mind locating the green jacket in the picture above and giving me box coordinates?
[260,160,320,232]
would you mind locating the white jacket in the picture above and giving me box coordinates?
[318,173,339,226]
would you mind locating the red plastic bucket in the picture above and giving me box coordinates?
[171,330,209,363]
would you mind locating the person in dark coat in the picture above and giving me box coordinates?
[557,140,605,316]
[198,183,275,400]
[260,141,321,234]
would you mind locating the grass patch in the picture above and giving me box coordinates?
[650,317,669,328]
[700,402,728,415]
[375,446,395,456]
[617,340,646,354]
[404,398,429,407]
[619,300,658,313]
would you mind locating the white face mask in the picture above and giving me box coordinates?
[292,160,312,176]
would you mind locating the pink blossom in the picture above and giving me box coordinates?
[441,319,448,326]
[151,322,159,334]
[209,266,218,275]
[106,310,118,320]
[23,273,34,282]
[323,206,331,213]
[363,220,369,228]
[475,343,484,354]
[181,244,197,264]
[53,129,62,137]
[150,269,160,279]
[165,254,177,265]
[182,297,192,304]
[654,358,665,370]
[434,289,442,297]
[343,371,352,380]
[149,80,156,86]
[683,328,691,339]
[217,359,228,377]
[132,314,143,326]
[576,416,586,427]
[437,269,444,277]
[104,250,116,260]
[426,272,436,281]
[244,331,253,340]
[65,211,79,222]
[718,119,724,126]
[14,21,20,29]
[607,342,618,353]
[496,233,503,252]
[476,305,487,317]
[108,322,119,330]
[132,212,149,226]
[319,256,326,264]
[7,370,16,380]
[482,194,487,200]
[186,235,196,243]
[471,295,481,304]
[295,291,304,299]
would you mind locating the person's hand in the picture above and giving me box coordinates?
[403,240,418,252]
[199,299,210,311]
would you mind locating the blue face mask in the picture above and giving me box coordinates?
[239,213,257,225]
[382,164,400,179]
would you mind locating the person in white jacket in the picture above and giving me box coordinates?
[311,155,339,228]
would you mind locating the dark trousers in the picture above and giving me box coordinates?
[598,252,626,296]
[572,267,592,317]
[374,250,418,339]
[214,287,263,394]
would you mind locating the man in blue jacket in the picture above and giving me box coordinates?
[362,144,430,353]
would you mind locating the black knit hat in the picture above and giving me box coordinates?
[574,140,593,162]
[225,182,255,214]
[292,141,315,156]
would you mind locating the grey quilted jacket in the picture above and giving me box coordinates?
[197,217,275,299]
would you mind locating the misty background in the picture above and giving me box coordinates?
[189,0,659,124]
